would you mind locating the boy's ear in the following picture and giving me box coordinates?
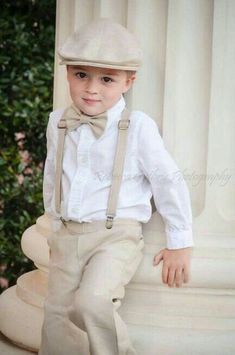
[66,65,69,78]
[123,74,136,93]
[129,74,136,83]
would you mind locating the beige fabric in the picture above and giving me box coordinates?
[54,119,67,215]
[106,110,130,228]
[55,107,130,230]
[64,103,107,138]
[58,18,142,70]
[39,219,144,355]
[54,104,108,214]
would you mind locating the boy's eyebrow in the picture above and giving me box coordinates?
[102,72,119,76]
[69,65,119,76]
[69,66,86,70]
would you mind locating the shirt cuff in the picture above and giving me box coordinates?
[165,228,194,249]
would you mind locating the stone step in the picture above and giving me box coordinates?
[2,284,235,354]
[16,270,235,330]
[0,332,35,354]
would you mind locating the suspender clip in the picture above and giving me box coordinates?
[118,119,130,130]
[60,216,67,226]
[58,119,67,129]
[106,215,114,229]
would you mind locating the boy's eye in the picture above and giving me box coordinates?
[103,77,113,83]
[76,72,87,79]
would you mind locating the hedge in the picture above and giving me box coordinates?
[0,0,56,293]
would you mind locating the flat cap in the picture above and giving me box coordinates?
[58,18,143,70]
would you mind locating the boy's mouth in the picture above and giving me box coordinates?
[83,98,101,104]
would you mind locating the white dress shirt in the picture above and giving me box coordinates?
[43,96,193,249]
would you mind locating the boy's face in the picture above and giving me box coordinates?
[66,65,135,116]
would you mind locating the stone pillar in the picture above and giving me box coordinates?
[1,0,235,353]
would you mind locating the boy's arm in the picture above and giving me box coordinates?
[138,116,193,287]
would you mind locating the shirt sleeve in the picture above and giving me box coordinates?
[43,112,57,216]
[138,115,194,249]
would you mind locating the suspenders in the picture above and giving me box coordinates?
[54,108,130,229]
[105,109,130,228]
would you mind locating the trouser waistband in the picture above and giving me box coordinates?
[60,217,142,234]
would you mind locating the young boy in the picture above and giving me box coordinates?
[39,18,193,355]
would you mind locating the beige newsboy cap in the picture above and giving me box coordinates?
[58,18,143,70]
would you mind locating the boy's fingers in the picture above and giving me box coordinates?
[167,268,176,287]
[153,249,164,266]
[183,268,190,283]
[175,268,183,287]
[162,265,168,284]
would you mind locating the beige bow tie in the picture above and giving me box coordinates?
[63,103,107,139]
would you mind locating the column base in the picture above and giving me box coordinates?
[0,285,42,352]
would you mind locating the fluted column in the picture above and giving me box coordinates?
[1,0,235,353]
[195,0,235,234]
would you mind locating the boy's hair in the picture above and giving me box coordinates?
[126,71,136,78]
[58,18,142,71]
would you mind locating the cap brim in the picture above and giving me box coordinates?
[59,59,140,71]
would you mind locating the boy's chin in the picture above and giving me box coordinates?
[80,105,107,117]
[81,109,106,116]
[72,104,100,116]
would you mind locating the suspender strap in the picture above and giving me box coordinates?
[105,109,130,229]
[54,108,130,228]
[54,109,70,214]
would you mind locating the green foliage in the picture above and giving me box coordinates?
[0,0,56,293]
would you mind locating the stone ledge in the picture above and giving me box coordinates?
[0,332,35,354]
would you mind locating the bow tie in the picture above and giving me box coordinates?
[63,103,107,139]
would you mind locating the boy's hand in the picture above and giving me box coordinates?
[153,247,192,288]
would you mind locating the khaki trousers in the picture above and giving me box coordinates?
[39,219,144,355]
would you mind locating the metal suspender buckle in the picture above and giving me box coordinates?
[58,119,67,129]
[106,215,114,229]
[118,119,130,130]
[60,216,67,227]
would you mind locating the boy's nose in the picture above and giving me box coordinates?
[85,79,99,94]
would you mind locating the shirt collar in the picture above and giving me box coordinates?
[105,96,126,132]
